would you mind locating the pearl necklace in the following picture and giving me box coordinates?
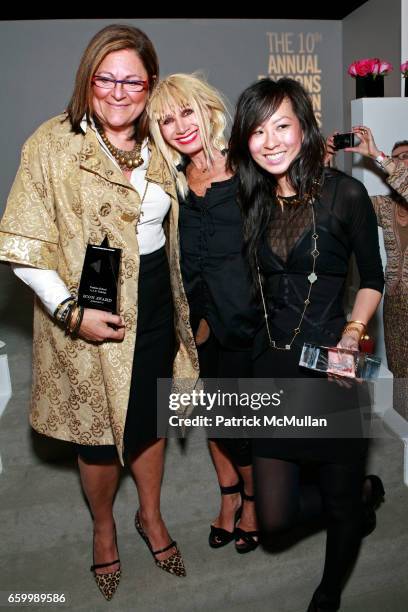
[96,126,143,170]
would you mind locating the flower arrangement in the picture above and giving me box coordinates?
[348,58,393,78]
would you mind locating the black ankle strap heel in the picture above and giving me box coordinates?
[209,480,242,548]
[234,490,260,554]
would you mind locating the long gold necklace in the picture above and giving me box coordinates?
[257,198,319,351]
[96,126,143,170]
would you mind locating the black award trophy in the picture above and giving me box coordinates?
[77,236,121,313]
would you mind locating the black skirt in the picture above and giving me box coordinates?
[252,342,369,463]
[77,246,175,462]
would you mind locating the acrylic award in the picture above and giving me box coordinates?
[299,343,381,379]
[77,236,121,313]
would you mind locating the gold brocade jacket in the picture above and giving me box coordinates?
[371,158,408,295]
[0,114,199,461]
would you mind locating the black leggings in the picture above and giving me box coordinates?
[253,456,365,609]
[197,330,252,467]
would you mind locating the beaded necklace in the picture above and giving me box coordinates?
[96,125,143,170]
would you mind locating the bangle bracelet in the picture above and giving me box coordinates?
[54,297,75,323]
[70,306,84,336]
[67,305,79,333]
[348,320,367,331]
[53,296,73,319]
[65,303,77,333]
[60,302,75,327]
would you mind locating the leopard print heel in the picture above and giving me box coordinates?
[135,511,186,577]
[90,560,121,600]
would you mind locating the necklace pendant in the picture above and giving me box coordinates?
[308,272,317,284]
[285,344,291,350]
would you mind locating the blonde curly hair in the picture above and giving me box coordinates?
[147,73,229,197]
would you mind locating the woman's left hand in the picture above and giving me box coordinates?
[337,332,359,352]
[327,332,359,387]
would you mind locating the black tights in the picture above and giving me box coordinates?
[253,456,365,609]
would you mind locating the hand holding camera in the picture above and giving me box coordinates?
[326,126,383,164]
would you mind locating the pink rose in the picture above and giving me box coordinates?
[400,60,408,75]
[355,59,374,77]
[348,63,358,77]
[368,58,381,75]
[378,61,393,75]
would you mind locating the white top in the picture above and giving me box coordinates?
[12,117,172,315]
[12,266,71,315]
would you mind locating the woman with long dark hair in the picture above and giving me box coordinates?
[228,78,384,611]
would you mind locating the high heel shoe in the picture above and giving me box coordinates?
[90,560,121,601]
[135,511,186,577]
[306,588,340,611]
[209,481,242,548]
[362,474,385,537]
[234,491,260,554]
[90,528,121,601]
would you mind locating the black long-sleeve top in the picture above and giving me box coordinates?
[178,174,259,350]
[254,168,385,359]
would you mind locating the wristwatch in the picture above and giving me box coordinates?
[374,151,388,168]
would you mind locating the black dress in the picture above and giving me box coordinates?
[179,174,258,354]
[253,169,384,462]
[179,174,258,466]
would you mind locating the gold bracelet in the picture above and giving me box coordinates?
[348,320,367,330]
[67,305,80,334]
[71,306,84,336]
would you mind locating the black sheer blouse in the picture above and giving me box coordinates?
[178,174,258,350]
[254,168,385,358]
